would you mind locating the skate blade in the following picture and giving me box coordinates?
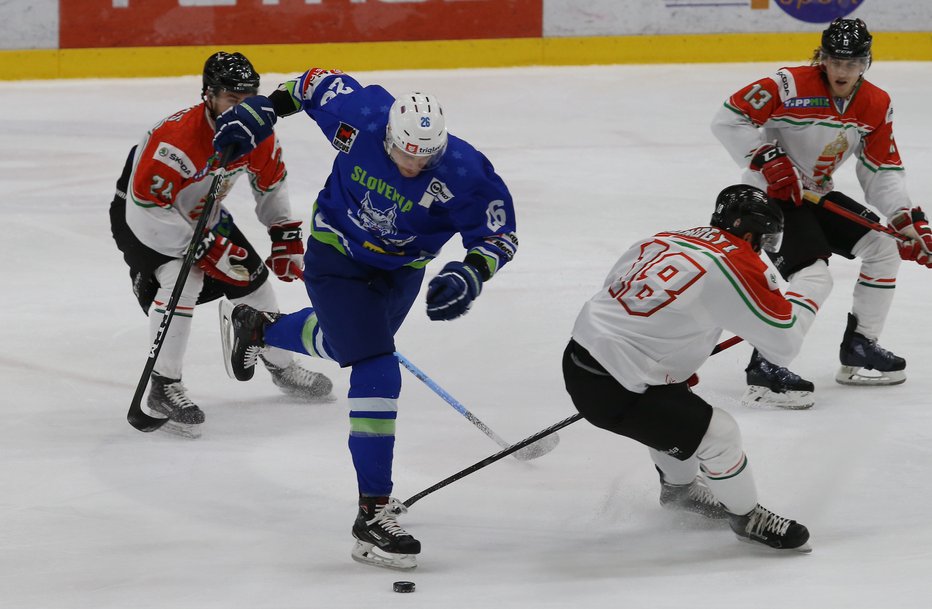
[218,300,238,381]
[736,535,813,553]
[351,541,417,570]
[741,386,814,410]
[661,501,730,520]
[835,366,906,386]
[145,404,202,439]
[513,432,560,461]
[157,420,202,440]
[272,382,338,403]
[217,298,236,381]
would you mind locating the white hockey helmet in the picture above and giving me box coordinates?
[384,92,448,170]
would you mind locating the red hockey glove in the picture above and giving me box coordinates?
[890,207,932,254]
[749,143,803,206]
[194,232,250,286]
[896,239,932,268]
[265,221,304,282]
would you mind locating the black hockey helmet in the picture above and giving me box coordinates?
[711,185,784,253]
[821,18,872,60]
[202,51,260,96]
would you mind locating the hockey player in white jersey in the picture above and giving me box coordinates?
[110,52,332,437]
[563,185,832,551]
[711,18,932,408]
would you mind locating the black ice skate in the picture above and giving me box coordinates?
[147,372,205,439]
[728,504,811,552]
[259,354,334,400]
[657,468,728,519]
[741,349,815,410]
[836,313,906,386]
[218,300,281,382]
[351,496,420,570]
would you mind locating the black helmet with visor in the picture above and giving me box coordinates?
[711,185,784,253]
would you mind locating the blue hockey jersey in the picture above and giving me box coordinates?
[276,68,518,278]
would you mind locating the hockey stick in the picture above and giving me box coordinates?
[712,335,743,354]
[126,146,235,433]
[395,351,559,461]
[402,412,582,509]
[401,335,742,509]
[802,190,908,243]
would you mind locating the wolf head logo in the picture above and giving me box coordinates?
[358,191,397,237]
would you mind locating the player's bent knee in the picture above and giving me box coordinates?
[853,231,901,270]
[695,407,743,466]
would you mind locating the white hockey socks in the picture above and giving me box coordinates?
[850,230,900,339]
[150,261,203,379]
[695,408,758,516]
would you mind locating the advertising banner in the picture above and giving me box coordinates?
[544,0,932,36]
[60,0,543,49]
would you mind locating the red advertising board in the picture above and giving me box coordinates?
[60,0,543,49]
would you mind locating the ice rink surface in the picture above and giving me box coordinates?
[3,61,932,608]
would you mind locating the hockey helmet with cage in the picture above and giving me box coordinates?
[820,18,872,67]
[202,51,260,96]
[384,92,448,170]
[711,185,784,253]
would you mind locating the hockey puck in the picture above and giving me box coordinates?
[393,581,416,593]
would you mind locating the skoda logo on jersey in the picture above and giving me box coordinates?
[153,142,195,178]
[333,122,359,154]
[418,178,455,208]
[775,0,860,24]
[778,70,792,98]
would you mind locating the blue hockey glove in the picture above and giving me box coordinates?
[212,95,277,161]
[426,261,483,321]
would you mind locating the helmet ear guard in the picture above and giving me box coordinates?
[711,185,785,253]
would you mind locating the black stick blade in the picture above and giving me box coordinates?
[127,401,170,432]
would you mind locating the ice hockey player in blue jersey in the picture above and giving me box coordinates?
[212,68,519,570]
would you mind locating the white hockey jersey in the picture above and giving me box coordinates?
[125,102,296,258]
[571,228,829,393]
[711,65,912,217]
